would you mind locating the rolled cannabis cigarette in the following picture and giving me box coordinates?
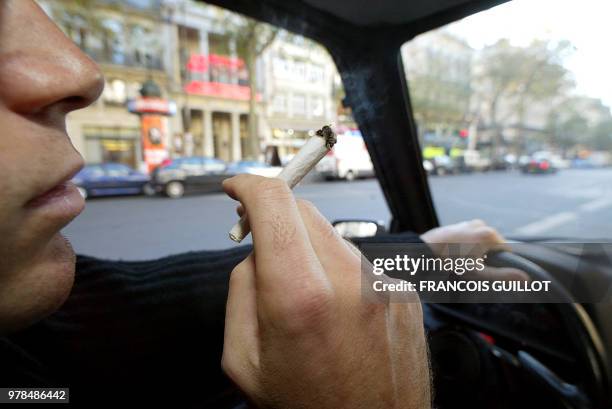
[229,125,337,243]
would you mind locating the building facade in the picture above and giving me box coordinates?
[39,0,338,170]
[38,0,172,172]
[402,29,474,143]
[260,34,337,158]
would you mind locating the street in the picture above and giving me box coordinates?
[63,168,612,260]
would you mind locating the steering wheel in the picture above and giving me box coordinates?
[430,251,608,409]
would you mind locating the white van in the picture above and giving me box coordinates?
[316,130,374,180]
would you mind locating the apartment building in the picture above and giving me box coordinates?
[38,0,172,171]
[39,0,338,169]
[260,34,337,158]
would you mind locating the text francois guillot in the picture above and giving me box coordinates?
[369,255,551,293]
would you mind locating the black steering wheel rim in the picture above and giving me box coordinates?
[485,251,609,407]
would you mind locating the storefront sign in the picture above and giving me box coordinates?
[183,81,261,101]
[128,98,177,115]
[186,53,245,72]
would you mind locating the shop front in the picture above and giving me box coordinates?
[83,126,142,169]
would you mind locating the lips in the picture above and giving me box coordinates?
[26,158,84,207]
[26,181,77,207]
[23,158,85,226]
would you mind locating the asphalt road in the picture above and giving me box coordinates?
[63,168,612,260]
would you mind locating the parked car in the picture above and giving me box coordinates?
[71,163,151,199]
[226,160,282,177]
[463,149,492,172]
[423,155,457,175]
[316,130,374,181]
[572,158,597,169]
[150,156,229,198]
[521,151,558,174]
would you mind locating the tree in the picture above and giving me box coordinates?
[217,12,278,159]
[590,119,612,151]
[547,96,612,153]
[475,39,574,155]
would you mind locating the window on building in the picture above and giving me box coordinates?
[291,94,306,116]
[272,94,286,113]
[294,61,307,81]
[273,57,291,79]
[102,19,126,65]
[209,33,231,55]
[102,79,128,105]
[310,97,324,117]
[129,24,162,69]
[308,65,325,83]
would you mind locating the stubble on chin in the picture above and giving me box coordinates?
[0,233,76,334]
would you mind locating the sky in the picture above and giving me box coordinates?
[445,0,612,107]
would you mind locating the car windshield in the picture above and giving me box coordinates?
[402,0,612,240]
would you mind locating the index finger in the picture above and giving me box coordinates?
[223,175,328,295]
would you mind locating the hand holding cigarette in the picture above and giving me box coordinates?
[228,125,337,242]
[221,172,430,409]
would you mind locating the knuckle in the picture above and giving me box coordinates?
[229,259,251,283]
[477,226,498,241]
[228,266,243,288]
[279,285,334,333]
[222,351,259,398]
[361,298,387,317]
[296,198,316,212]
[255,177,291,201]
[344,238,363,257]
[221,350,240,381]
[298,199,337,239]
[221,351,253,392]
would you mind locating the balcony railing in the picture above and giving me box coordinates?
[84,48,164,71]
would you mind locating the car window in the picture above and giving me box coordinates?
[82,165,105,178]
[105,163,131,176]
[184,157,200,165]
[56,0,389,259]
[163,160,180,170]
[402,0,612,240]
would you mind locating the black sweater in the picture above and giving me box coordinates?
[1,233,424,407]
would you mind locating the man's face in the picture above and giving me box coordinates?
[0,0,104,332]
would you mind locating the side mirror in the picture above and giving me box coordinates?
[332,219,387,238]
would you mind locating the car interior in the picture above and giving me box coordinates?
[201,0,611,407]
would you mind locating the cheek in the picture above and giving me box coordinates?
[0,112,38,237]
[0,111,71,263]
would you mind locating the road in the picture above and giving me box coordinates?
[63,168,612,260]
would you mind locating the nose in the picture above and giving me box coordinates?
[0,1,105,122]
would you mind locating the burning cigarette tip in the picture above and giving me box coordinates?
[316,125,337,149]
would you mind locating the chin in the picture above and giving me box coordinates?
[0,233,76,334]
